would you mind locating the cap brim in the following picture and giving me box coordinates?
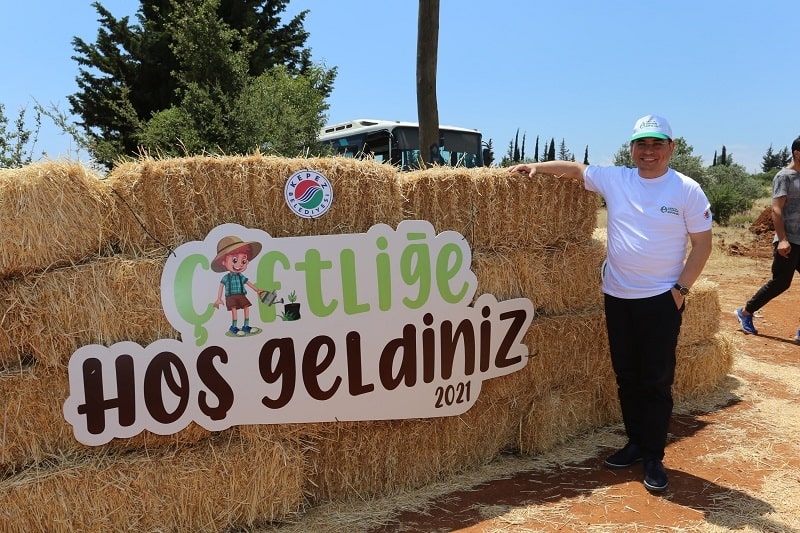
[631,132,671,141]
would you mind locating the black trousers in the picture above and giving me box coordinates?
[745,241,800,314]
[604,291,683,461]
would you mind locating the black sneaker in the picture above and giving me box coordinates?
[604,442,642,468]
[643,459,669,492]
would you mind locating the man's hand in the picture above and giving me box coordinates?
[507,164,537,177]
[777,239,791,258]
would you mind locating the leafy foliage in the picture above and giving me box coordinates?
[69,0,335,167]
[612,144,633,168]
[750,168,780,188]
[0,102,94,168]
[0,104,39,168]
[611,137,767,224]
[761,144,792,172]
[701,163,765,225]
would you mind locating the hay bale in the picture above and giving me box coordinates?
[0,431,305,532]
[673,332,736,403]
[398,167,599,252]
[2,254,176,369]
[108,155,403,254]
[472,239,605,315]
[510,304,732,455]
[300,309,608,467]
[679,278,721,345]
[512,309,619,454]
[515,332,735,456]
[0,162,116,278]
[0,155,733,523]
[0,279,20,370]
[515,337,733,456]
[270,395,521,503]
[0,364,211,473]
[518,386,619,455]
[520,308,611,397]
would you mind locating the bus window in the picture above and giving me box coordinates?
[319,120,485,170]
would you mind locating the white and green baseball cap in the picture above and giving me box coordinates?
[631,114,672,141]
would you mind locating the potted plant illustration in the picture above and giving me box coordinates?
[282,290,301,321]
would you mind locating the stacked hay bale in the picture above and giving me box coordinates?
[0,157,733,530]
[399,167,733,454]
[0,156,403,530]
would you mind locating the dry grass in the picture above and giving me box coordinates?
[0,160,739,532]
[108,155,403,255]
[0,431,306,532]
[399,168,600,252]
[0,363,212,473]
[0,254,177,370]
[0,162,116,278]
[472,240,605,315]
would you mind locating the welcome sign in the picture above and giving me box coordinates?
[63,220,534,446]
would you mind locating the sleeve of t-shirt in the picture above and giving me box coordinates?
[685,184,713,233]
[583,165,614,195]
[773,173,789,198]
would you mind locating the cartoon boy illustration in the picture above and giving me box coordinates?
[212,236,264,335]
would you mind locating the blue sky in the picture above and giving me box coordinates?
[2,0,797,172]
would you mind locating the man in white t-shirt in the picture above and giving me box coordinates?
[509,115,713,493]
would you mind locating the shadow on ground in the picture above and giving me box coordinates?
[368,396,789,533]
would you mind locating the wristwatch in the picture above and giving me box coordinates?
[673,283,690,296]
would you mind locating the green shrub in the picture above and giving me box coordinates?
[706,182,753,226]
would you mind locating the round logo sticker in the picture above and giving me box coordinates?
[284,169,334,219]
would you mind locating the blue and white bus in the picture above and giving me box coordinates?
[319,119,486,170]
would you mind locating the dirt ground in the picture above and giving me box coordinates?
[264,213,800,533]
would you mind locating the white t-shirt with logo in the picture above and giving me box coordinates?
[584,165,712,299]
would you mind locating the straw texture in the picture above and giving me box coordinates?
[0,157,731,531]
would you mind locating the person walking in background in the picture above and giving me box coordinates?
[508,115,713,493]
[735,136,800,339]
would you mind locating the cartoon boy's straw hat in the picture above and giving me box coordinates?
[211,236,262,272]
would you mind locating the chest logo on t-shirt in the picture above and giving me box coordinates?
[660,206,680,216]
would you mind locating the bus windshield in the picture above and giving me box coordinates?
[319,119,484,171]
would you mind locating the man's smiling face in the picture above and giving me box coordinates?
[630,138,675,178]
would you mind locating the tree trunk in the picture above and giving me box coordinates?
[417,0,440,168]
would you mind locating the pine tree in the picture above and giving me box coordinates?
[557,138,572,161]
[761,144,790,172]
[69,0,334,167]
[777,147,792,167]
[761,145,775,171]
